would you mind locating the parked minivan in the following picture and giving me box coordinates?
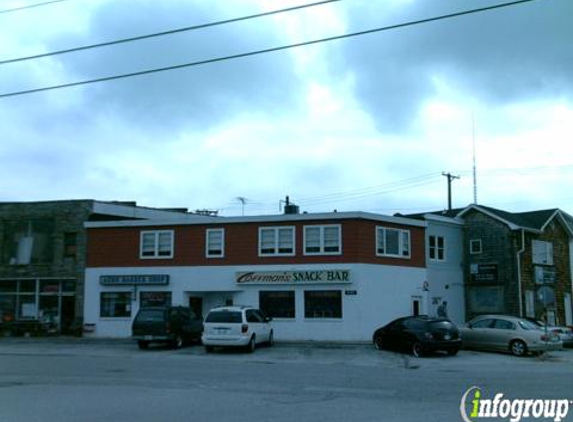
[132,306,203,349]
[202,306,273,353]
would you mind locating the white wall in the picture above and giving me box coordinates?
[84,263,428,341]
[425,218,465,324]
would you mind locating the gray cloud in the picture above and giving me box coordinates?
[337,0,573,132]
[6,0,304,133]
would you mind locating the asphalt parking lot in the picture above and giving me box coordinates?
[2,337,572,422]
[1,336,572,370]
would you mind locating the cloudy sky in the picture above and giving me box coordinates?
[0,0,571,217]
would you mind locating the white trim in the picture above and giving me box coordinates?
[258,226,296,257]
[375,226,411,259]
[540,210,573,237]
[456,204,539,232]
[428,234,446,262]
[205,228,225,258]
[303,224,342,256]
[469,239,482,255]
[139,230,174,259]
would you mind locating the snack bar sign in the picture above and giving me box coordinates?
[236,270,351,285]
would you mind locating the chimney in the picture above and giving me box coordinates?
[283,195,300,215]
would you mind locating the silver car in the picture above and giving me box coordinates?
[460,315,563,356]
[526,319,573,348]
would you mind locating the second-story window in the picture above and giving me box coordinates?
[532,240,553,265]
[428,235,445,261]
[140,230,174,259]
[259,226,295,256]
[206,228,224,258]
[64,232,77,258]
[376,227,410,258]
[304,225,341,255]
[470,239,482,255]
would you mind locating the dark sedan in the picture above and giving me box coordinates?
[372,315,462,357]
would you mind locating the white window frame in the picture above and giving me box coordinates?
[258,226,295,257]
[532,240,553,265]
[470,239,482,255]
[376,227,411,258]
[428,235,446,261]
[205,228,225,258]
[303,224,342,255]
[140,230,174,259]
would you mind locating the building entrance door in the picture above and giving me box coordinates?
[189,297,203,319]
[411,297,421,316]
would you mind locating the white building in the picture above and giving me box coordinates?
[83,210,466,341]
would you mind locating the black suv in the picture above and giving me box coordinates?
[132,306,203,349]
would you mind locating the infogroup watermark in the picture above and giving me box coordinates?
[460,387,572,422]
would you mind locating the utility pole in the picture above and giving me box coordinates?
[442,172,460,211]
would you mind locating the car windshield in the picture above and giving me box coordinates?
[518,320,540,330]
[135,309,164,322]
[205,311,242,323]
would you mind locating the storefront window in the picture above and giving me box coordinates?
[140,291,172,308]
[0,295,16,322]
[0,280,17,293]
[19,295,37,319]
[304,290,342,319]
[100,292,131,317]
[40,280,59,294]
[39,296,59,324]
[19,280,36,293]
[259,291,295,318]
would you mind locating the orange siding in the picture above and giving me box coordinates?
[86,219,426,268]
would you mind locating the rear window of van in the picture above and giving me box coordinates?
[205,311,242,323]
[135,309,164,322]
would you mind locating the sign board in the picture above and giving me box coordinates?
[236,270,351,285]
[345,290,357,296]
[470,264,498,283]
[100,275,169,286]
[535,266,555,284]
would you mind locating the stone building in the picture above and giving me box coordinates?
[0,200,202,335]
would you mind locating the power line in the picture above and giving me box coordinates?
[0,0,70,14]
[297,172,441,205]
[0,0,543,99]
[0,0,345,65]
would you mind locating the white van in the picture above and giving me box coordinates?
[202,306,273,353]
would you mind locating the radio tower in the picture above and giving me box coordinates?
[472,112,478,204]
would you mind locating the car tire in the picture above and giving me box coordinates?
[412,342,424,358]
[447,348,459,356]
[204,345,214,353]
[374,334,385,351]
[510,340,527,357]
[246,336,256,353]
[267,330,274,347]
[137,341,149,350]
[173,335,184,349]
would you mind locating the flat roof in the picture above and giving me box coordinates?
[84,211,427,229]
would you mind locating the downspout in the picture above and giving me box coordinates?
[516,229,525,318]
